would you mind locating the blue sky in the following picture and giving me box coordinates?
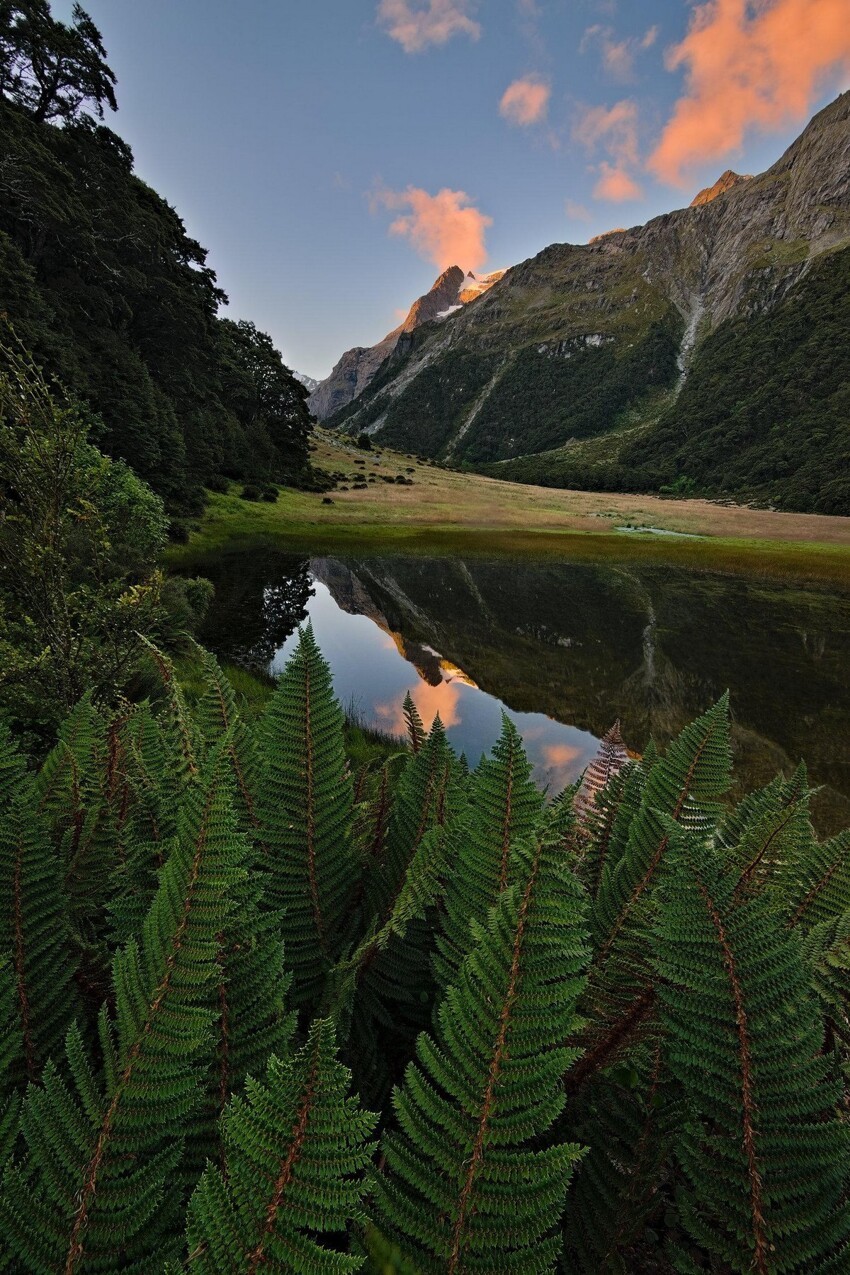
[55,2,850,378]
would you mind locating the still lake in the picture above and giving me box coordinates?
[196,547,850,832]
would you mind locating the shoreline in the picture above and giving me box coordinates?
[167,431,850,587]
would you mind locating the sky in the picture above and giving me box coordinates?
[54,1,850,380]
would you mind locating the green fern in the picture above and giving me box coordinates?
[0,782,80,1084]
[402,691,426,754]
[372,831,589,1273]
[434,714,543,990]
[656,824,850,1273]
[184,1018,377,1274]
[191,643,262,834]
[0,740,244,1272]
[258,624,358,1010]
[370,712,464,920]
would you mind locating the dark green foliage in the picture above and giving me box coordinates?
[371,350,502,455]
[657,826,850,1272]
[185,1019,377,1274]
[1,639,849,1272]
[258,625,358,1011]
[0,738,246,1271]
[434,713,543,989]
[455,320,680,463]
[372,833,588,1272]
[624,246,850,513]
[0,13,311,511]
[0,728,80,1082]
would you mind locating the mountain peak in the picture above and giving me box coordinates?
[690,169,752,207]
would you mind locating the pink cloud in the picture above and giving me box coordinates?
[581,24,658,81]
[593,163,642,202]
[377,0,480,53]
[573,99,643,201]
[375,680,461,733]
[372,185,491,272]
[499,77,551,126]
[649,0,850,186]
[574,99,640,164]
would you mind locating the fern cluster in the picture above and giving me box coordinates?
[1,629,849,1272]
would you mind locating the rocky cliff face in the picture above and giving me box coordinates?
[308,265,508,420]
[326,92,850,491]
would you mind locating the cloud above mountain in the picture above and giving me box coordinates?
[499,76,550,126]
[573,99,643,201]
[377,0,480,53]
[649,0,850,185]
[372,185,491,273]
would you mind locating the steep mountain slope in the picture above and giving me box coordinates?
[329,93,850,512]
[309,265,504,419]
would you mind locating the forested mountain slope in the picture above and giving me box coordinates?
[329,93,850,514]
[0,3,311,512]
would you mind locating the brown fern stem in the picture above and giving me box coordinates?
[696,877,768,1275]
[63,783,217,1275]
[447,839,542,1275]
[734,806,800,898]
[244,1042,320,1274]
[564,985,655,1096]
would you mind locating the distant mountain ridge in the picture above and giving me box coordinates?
[308,265,504,420]
[326,92,850,513]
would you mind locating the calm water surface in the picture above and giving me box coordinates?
[197,549,850,832]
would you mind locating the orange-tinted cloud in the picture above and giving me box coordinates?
[375,679,462,733]
[649,0,850,186]
[573,99,643,201]
[500,76,551,126]
[372,185,491,272]
[377,0,480,53]
[594,162,642,201]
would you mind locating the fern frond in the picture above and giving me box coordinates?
[0,784,80,1085]
[574,720,630,829]
[402,692,426,754]
[258,624,358,1010]
[784,828,850,932]
[593,696,731,957]
[0,740,244,1272]
[184,1019,377,1274]
[139,634,199,782]
[372,834,589,1273]
[560,1042,676,1275]
[370,713,465,922]
[656,825,850,1273]
[191,642,262,834]
[434,714,543,990]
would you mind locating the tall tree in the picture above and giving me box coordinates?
[0,1,116,123]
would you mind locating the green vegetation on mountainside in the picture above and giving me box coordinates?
[625,244,850,513]
[454,317,680,462]
[479,246,850,512]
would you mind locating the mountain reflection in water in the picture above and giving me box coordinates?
[197,550,850,832]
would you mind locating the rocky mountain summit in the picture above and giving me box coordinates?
[308,265,503,420]
[689,169,751,207]
[326,93,850,513]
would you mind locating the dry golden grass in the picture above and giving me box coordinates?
[169,431,850,586]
